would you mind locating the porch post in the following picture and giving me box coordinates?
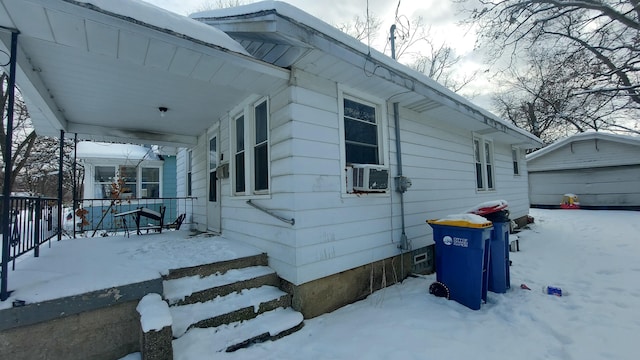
[72,133,77,238]
[1,31,19,301]
[58,130,64,240]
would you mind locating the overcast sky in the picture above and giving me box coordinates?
[142,0,475,53]
[141,0,491,106]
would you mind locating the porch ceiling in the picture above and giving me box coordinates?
[0,0,289,147]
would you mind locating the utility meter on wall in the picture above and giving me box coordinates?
[396,176,412,193]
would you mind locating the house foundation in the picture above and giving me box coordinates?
[0,279,161,360]
[281,246,433,319]
[0,300,139,360]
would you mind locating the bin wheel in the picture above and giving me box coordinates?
[429,281,450,299]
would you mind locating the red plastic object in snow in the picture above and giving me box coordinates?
[560,194,580,209]
[469,200,509,215]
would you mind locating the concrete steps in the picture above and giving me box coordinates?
[159,254,304,355]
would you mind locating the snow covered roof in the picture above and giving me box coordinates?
[526,132,640,161]
[0,0,289,147]
[192,1,542,148]
[76,141,161,161]
[75,0,249,55]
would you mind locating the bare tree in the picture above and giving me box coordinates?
[393,16,479,92]
[18,137,80,201]
[492,46,627,144]
[336,13,382,43]
[192,0,246,13]
[1,72,36,192]
[463,0,640,131]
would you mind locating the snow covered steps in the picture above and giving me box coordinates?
[173,307,304,354]
[161,254,304,354]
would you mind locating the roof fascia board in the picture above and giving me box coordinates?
[68,123,198,147]
[527,132,640,161]
[271,11,543,148]
[0,32,67,132]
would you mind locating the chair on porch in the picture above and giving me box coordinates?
[165,213,186,231]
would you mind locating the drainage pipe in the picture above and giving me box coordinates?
[389,25,410,281]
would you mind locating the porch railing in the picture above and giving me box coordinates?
[1,195,60,301]
[72,197,195,236]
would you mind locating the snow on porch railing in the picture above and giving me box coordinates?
[72,197,195,236]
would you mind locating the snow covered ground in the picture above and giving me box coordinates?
[4,209,639,359]
[168,209,640,360]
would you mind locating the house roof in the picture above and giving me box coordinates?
[0,0,290,146]
[1,0,541,148]
[526,132,640,162]
[192,1,543,148]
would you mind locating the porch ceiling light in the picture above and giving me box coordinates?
[158,106,168,117]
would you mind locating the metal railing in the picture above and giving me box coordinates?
[1,195,60,301]
[72,197,195,236]
[246,199,295,225]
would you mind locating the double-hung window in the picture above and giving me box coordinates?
[343,97,380,165]
[95,166,116,199]
[141,168,160,198]
[232,98,270,196]
[473,137,495,191]
[119,165,137,197]
[93,165,161,199]
[512,147,520,175]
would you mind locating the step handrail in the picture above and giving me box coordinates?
[246,200,295,226]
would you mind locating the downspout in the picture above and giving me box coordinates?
[390,25,410,280]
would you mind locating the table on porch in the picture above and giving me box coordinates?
[114,206,165,236]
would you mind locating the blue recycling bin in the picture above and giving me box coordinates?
[427,218,492,310]
[483,210,511,293]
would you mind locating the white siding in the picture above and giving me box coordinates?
[182,72,533,286]
[189,134,208,230]
[528,136,640,207]
[286,71,532,285]
[216,85,300,282]
[528,138,640,171]
[529,166,640,207]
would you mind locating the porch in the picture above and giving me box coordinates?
[0,228,262,311]
[0,228,301,359]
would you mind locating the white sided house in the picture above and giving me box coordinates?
[527,132,640,210]
[177,2,542,316]
[1,0,542,318]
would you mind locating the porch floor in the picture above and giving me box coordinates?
[1,230,262,310]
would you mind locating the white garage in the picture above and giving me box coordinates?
[527,132,640,209]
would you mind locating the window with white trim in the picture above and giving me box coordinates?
[94,166,116,199]
[343,96,381,165]
[512,147,520,175]
[232,98,270,195]
[93,165,161,199]
[473,137,495,191]
[141,167,160,198]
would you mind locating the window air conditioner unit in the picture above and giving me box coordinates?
[351,164,389,192]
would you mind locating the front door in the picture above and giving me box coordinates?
[207,134,221,232]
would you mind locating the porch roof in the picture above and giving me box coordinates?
[0,0,290,147]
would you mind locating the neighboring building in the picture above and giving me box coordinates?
[3,1,542,318]
[527,132,640,210]
[76,141,178,231]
